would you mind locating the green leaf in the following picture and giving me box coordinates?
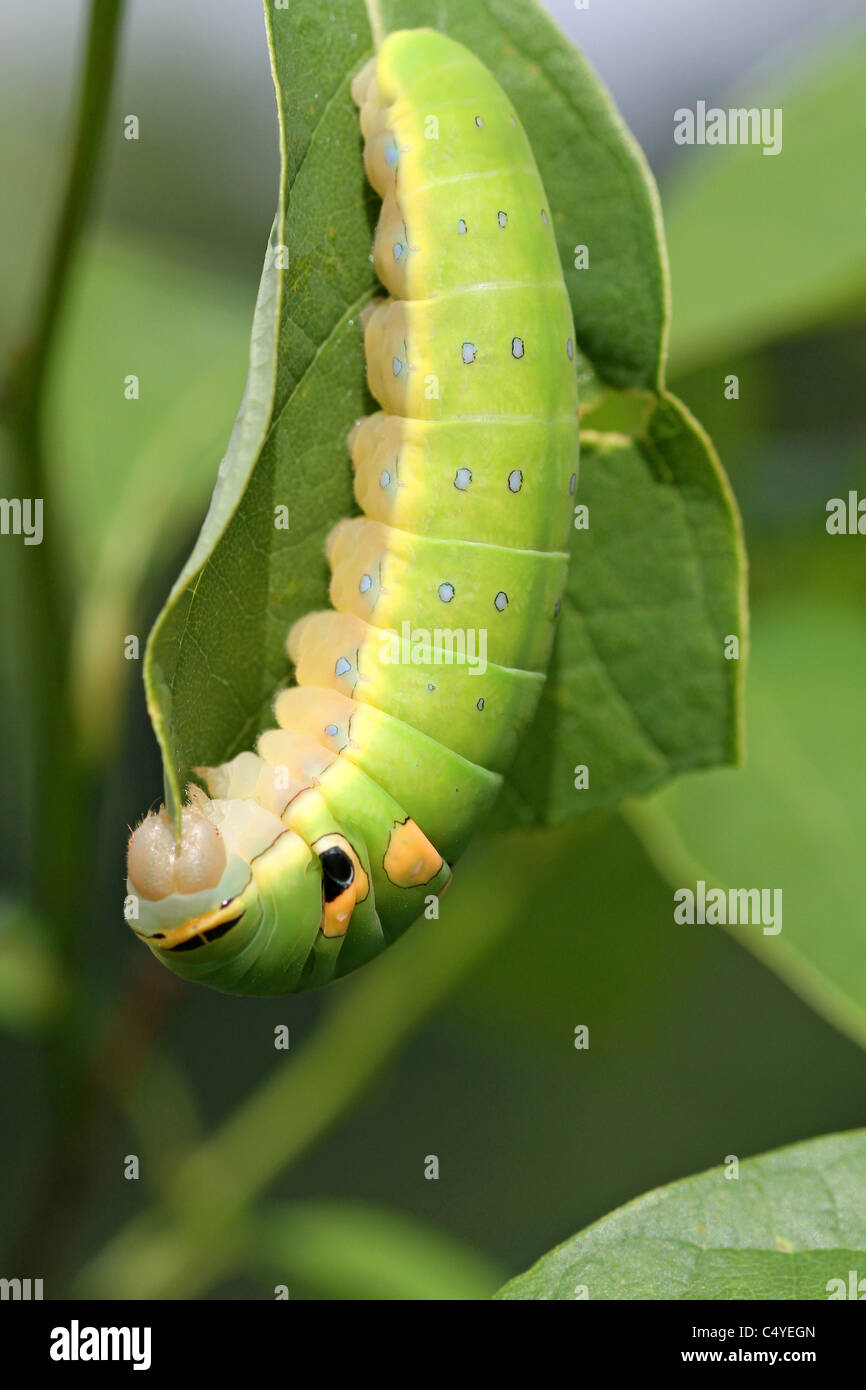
[664,36,866,374]
[253,1199,504,1300]
[44,230,252,759]
[496,1129,866,1299]
[143,0,743,826]
[631,598,866,1051]
[496,392,745,827]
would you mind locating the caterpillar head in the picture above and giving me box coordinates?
[124,775,369,994]
[125,800,266,965]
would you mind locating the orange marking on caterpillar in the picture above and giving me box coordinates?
[383,817,443,887]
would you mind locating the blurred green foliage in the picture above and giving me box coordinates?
[640,600,866,1049]
[0,904,66,1032]
[664,36,866,371]
[49,231,251,757]
[252,1200,505,1300]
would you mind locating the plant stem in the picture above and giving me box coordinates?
[21,0,126,434]
[1,0,126,1263]
[11,0,124,922]
[4,0,125,919]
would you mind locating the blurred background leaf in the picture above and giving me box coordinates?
[0,903,66,1033]
[665,36,866,372]
[47,233,250,590]
[632,599,866,1050]
[45,230,251,758]
[251,1199,505,1300]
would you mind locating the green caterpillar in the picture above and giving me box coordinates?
[125,29,579,994]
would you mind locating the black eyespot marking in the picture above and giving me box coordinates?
[319,846,355,902]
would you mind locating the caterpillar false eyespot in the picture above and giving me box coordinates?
[125,29,579,995]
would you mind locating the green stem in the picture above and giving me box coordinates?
[20,0,126,435]
[3,0,125,927]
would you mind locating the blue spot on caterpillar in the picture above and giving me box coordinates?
[125,29,579,995]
